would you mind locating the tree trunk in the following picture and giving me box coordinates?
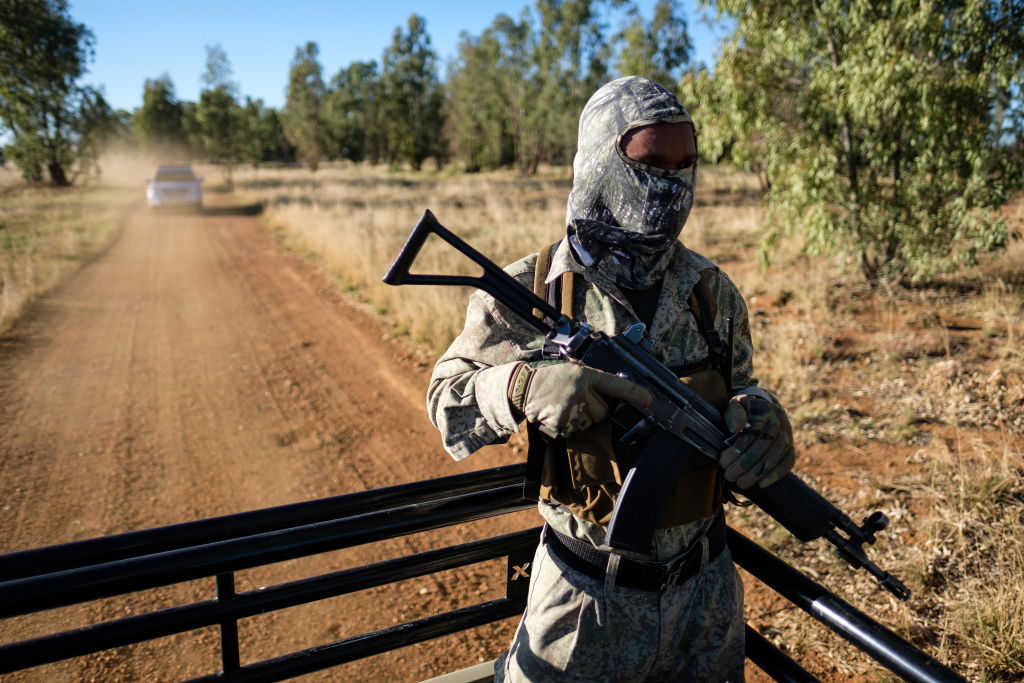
[48,161,70,187]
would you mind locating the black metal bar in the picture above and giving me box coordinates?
[217,573,241,674]
[0,464,528,581]
[728,529,965,683]
[744,625,819,682]
[0,459,960,683]
[187,599,526,683]
[0,485,533,619]
[0,529,541,674]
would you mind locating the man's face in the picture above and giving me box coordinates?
[566,77,698,287]
[620,122,697,172]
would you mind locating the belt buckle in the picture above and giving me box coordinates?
[661,561,683,591]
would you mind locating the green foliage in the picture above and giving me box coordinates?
[133,74,184,152]
[380,14,446,170]
[200,44,235,93]
[446,19,523,171]
[323,60,384,163]
[195,46,243,184]
[72,86,117,180]
[615,0,691,87]
[695,0,1024,281]
[196,87,241,180]
[239,98,294,165]
[443,0,692,173]
[179,101,202,160]
[282,41,328,171]
[522,0,616,172]
[0,0,115,185]
[446,13,537,172]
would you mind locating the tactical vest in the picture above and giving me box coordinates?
[527,241,730,528]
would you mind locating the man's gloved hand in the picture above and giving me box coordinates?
[508,361,652,439]
[719,387,795,489]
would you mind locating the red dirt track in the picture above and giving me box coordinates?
[0,195,532,681]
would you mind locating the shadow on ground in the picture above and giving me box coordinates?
[200,203,264,217]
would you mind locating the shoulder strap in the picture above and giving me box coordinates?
[533,240,575,316]
[532,241,562,321]
[533,242,554,302]
[536,241,576,368]
[688,269,730,384]
[526,240,571,501]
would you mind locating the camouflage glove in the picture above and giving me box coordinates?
[508,361,651,439]
[719,387,796,489]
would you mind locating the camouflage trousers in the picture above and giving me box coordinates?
[495,530,745,682]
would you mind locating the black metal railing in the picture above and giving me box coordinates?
[0,464,962,682]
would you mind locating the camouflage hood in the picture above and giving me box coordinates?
[566,76,696,289]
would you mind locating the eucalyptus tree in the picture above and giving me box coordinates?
[446,25,517,171]
[446,12,535,172]
[237,98,294,166]
[380,14,446,170]
[283,41,328,171]
[247,102,294,164]
[196,45,243,185]
[324,60,383,163]
[134,75,184,152]
[239,97,265,166]
[180,101,202,161]
[522,0,616,172]
[0,0,113,184]
[697,0,1024,280]
[615,0,692,88]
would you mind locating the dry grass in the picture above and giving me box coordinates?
[231,161,770,350]
[730,430,1024,681]
[233,162,572,347]
[0,164,141,331]
[907,433,1024,680]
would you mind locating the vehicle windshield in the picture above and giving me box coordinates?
[155,168,196,182]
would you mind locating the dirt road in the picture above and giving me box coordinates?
[0,195,531,681]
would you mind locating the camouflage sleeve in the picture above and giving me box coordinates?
[426,255,546,461]
[708,268,757,392]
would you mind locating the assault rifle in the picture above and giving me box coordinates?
[385,209,910,601]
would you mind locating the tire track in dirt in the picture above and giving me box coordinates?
[0,195,533,682]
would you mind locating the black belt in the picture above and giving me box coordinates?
[545,512,726,592]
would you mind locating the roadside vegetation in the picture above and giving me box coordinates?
[0,165,137,331]
[233,162,1024,680]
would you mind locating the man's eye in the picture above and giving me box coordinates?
[631,153,696,171]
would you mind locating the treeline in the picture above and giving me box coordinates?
[127,1,694,174]
[130,44,296,179]
[1,0,695,182]
[4,0,1023,280]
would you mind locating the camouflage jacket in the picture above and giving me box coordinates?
[427,238,759,559]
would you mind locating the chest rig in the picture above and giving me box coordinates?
[527,241,732,528]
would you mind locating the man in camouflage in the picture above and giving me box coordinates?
[427,76,795,682]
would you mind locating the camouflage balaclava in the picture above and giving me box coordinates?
[566,76,697,289]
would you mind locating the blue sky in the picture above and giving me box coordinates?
[71,0,733,112]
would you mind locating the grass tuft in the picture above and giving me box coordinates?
[0,181,136,332]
